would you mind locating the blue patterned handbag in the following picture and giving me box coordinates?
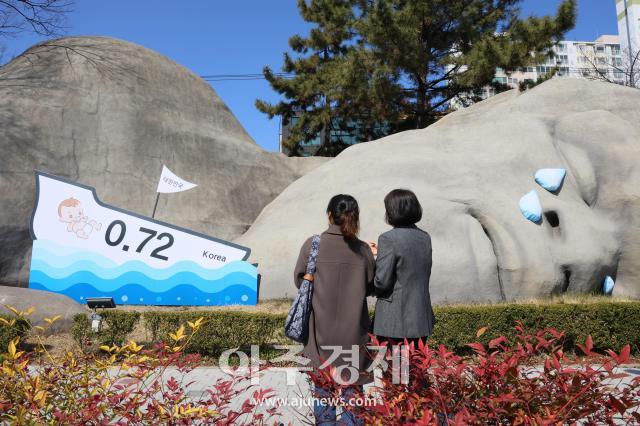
[284,234,321,343]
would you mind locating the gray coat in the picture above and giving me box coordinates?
[373,225,436,339]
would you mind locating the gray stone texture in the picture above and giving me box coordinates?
[0,37,325,288]
[240,78,640,302]
[1,36,637,305]
[0,286,87,333]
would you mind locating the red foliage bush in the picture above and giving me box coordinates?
[0,312,280,425]
[312,322,640,425]
[4,307,640,425]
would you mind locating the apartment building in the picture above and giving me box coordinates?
[457,1,640,108]
[617,0,640,54]
[493,35,624,88]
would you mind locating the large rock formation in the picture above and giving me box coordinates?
[0,287,86,334]
[240,79,640,303]
[0,37,324,288]
[2,37,638,305]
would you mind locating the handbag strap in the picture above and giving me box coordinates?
[305,234,321,275]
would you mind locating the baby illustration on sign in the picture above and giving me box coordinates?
[58,198,102,239]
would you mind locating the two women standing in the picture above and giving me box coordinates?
[293,190,434,425]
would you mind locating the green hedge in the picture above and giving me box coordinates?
[72,311,141,348]
[430,302,640,354]
[0,314,30,354]
[72,302,640,357]
[144,311,285,357]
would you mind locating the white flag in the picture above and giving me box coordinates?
[156,165,197,193]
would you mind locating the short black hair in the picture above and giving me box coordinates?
[384,189,423,227]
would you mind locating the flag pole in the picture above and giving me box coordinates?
[151,193,160,219]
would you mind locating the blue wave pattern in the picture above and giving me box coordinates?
[29,282,257,306]
[29,241,258,306]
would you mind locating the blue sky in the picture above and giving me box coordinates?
[1,1,619,152]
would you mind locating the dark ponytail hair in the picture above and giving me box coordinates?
[327,194,359,239]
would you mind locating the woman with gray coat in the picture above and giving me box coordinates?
[371,189,436,346]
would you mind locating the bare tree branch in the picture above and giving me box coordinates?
[577,44,640,88]
[0,0,73,72]
[0,0,72,39]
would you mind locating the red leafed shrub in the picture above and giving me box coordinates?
[313,322,640,425]
[0,309,280,425]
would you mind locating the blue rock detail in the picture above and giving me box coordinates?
[535,168,566,192]
[603,276,615,295]
[519,190,543,223]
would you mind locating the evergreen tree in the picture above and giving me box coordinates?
[258,0,576,156]
[256,0,358,156]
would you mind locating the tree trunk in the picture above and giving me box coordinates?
[416,80,426,129]
[318,114,332,155]
[323,119,331,150]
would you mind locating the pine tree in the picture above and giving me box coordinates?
[256,0,358,156]
[258,0,576,156]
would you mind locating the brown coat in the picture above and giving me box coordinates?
[294,224,375,385]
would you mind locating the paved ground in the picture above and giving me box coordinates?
[165,367,314,425]
[157,366,640,425]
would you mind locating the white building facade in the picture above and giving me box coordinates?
[453,2,640,109]
[453,36,625,109]
[491,35,625,90]
[617,0,640,53]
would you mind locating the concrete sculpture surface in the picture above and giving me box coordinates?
[1,37,638,305]
[0,37,324,290]
[0,286,86,333]
[240,79,640,303]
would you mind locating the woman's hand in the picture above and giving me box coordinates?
[368,242,378,256]
[303,273,314,282]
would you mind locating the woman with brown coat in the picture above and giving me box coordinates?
[294,194,375,426]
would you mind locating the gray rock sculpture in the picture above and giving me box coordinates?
[0,36,325,288]
[239,78,640,303]
[0,286,87,334]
